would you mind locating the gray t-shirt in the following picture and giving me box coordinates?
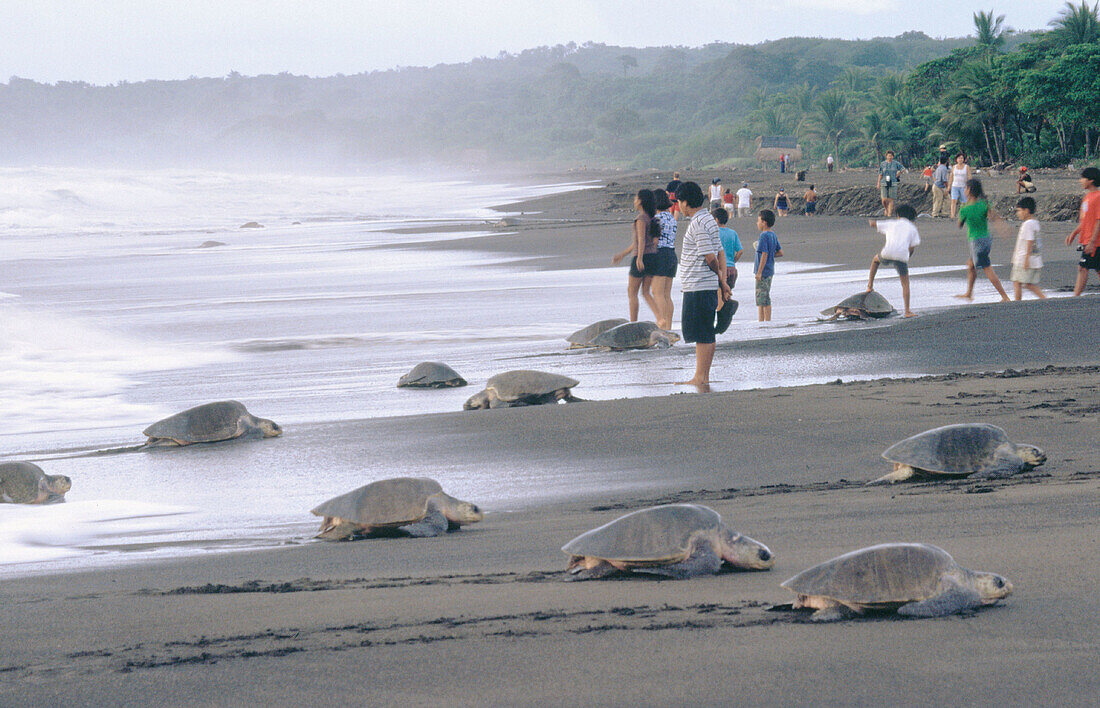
[679,210,721,292]
[880,159,903,184]
[933,164,950,188]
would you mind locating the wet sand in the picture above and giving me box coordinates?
[3,172,1100,706]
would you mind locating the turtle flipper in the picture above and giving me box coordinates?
[636,543,722,579]
[897,579,983,617]
[810,605,851,622]
[970,449,1029,480]
[566,559,620,580]
[867,464,916,485]
[401,507,450,537]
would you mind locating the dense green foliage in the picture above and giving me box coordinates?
[1,12,1098,171]
[747,3,1100,169]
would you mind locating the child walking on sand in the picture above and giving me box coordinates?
[955,178,1010,302]
[866,203,920,317]
[1010,196,1047,301]
[754,209,783,321]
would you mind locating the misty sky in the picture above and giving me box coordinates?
[3,0,1074,85]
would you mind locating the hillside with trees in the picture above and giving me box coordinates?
[1,4,1097,171]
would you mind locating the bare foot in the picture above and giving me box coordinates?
[865,286,874,293]
[953,294,973,301]
[999,296,1010,302]
[676,378,709,387]
[903,311,917,318]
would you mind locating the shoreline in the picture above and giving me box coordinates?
[3,170,1100,705]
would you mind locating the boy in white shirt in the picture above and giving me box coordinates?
[735,183,753,217]
[1010,196,1047,301]
[866,203,920,317]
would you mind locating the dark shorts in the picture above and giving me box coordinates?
[1080,248,1100,271]
[805,201,816,214]
[880,184,897,200]
[642,252,660,274]
[969,237,992,269]
[629,258,645,278]
[877,256,909,276]
[682,290,718,344]
[650,247,677,278]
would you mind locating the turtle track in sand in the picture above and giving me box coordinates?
[0,598,884,680]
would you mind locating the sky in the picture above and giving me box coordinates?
[1,0,1075,85]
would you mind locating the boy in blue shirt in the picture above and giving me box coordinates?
[754,209,783,321]
[712,207,742,333]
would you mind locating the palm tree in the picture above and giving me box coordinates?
[831,67,873,95]
[973,10,1008,53]
[810,91,853,166]
[1050,1,1100,45]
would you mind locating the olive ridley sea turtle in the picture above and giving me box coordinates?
[310,477,483,540]
[821,291,895,320]
[590,321,681,350]
[869,423,1045,485]
[397,362,467,388]
[781,543,1013,621]
[562,503,774,579]
[566,318,628,348]
[463,370,581,410]
[143,401,282,447]
[0,462,71,504]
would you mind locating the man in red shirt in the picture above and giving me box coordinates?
[1066,167,1100,296]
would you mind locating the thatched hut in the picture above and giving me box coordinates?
[754,136,802,165]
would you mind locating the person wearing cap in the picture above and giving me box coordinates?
[1016,166,1036,194]
[709,178,723,211]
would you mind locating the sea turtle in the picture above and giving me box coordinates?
[561,503,774,579]
[781,543,1013,621]
[143,400,282,447]
[463,370,581,410]
[310,476,483,540]
[566,318,628,348]
[869,423,1045,485]
[590,321,682,350]
[0,462,71,504]
[397,362,467,388]
[821,291,896,320]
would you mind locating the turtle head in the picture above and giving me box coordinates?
[256,418,282,438]
[1014,443,1046,468]
[39,474,72,503]
[463,390,491,410]
[447,501,484,526]
[971,571,1013,604]
[315,517,359,541]
[719,527,775,571]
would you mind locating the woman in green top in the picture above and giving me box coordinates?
[954,178,1009,302]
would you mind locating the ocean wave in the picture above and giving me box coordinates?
[230,325,566,352]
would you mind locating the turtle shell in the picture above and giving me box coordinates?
[310,477,443,527]
[397,362,467,388]
[821,291,895,317]
[566,318,628,347]
[591,321,661,349]
[561,504,722,563]
[883,423,1011,475]
[143,401,251,443]
[0,462,46,503]
[486,370,579,402]
[781,543,957,605]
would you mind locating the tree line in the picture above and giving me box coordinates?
[0,8,1095,171]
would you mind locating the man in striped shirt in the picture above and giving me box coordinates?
[675,181,731,387]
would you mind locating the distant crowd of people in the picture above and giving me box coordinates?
[610,163,1100,388]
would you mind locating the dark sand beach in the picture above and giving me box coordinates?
[3,171,1099,706]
